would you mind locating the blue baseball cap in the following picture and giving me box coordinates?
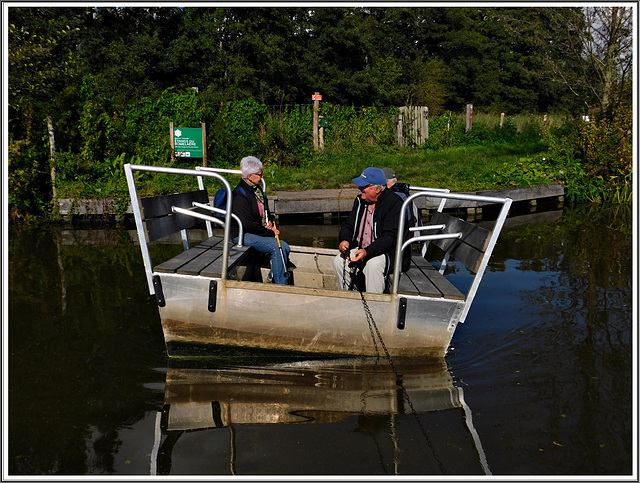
[352,167,387,187]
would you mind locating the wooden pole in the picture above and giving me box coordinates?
[319,116,325,150]
[424,107,429,140]
[500,112,505,128]
[169,121,175,162]
[465,103,473,133]
[201,122,207,167]
[313,92,320,151]
[47,116,57,200]
[394,114,403,147]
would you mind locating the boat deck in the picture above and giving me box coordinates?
[154,235,251,277]
[399,257,464,299]
[152,235,464,300]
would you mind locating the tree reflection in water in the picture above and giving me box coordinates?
[7,203,633,475]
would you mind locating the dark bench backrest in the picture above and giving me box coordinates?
[428,211,492,273]
[140,189,210,242]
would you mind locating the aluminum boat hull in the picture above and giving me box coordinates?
[157,271,464,358]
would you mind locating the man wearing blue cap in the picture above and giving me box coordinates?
[333,167,406,293]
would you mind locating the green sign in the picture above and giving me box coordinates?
[174,127,203,158]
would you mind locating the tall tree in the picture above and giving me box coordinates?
[8,7,82,139]
[8,7,84,216]
[78,7,184,104]
[582,7,633,116]
[502,6,633,116]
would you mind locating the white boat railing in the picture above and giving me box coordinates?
[124,163,236,294]
[196,166,267,238]
[392,190,512,323]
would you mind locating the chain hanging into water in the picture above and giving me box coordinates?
[343,257,380,358]
[349,263,446,474]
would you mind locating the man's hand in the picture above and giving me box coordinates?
[338,240,350,254]
[348,248,367,263]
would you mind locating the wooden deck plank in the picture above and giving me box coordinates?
[401,264,443,298]
[397,272,420,296]
[154,245,209,273]
[411,257,465,300]
[177,248,224,275]
[154,236,227,275]
[196,235,225,248]
[199,245,251,278]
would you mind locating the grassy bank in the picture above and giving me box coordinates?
[57,141,548,204]
[268,141,548,192]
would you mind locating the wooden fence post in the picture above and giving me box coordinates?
[394,114,403,147]
[500,112,505,128]
[313,92,320,151]
[201,121,207,167]
[169,121,175,163]
[465,104,473,132]
[423,107,429,140]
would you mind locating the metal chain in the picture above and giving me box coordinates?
[358,288,447,474]
[343,257,380,357]
[339,245,445,472]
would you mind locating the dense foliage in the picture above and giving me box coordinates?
[7,6,634,218]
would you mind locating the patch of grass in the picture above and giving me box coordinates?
[264,141,547,193]
[56,141,549,199]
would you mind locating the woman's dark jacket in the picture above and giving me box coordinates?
[338,188,410,272]
[229,179,274,240]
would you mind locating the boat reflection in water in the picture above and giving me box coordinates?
[152,357,491,476]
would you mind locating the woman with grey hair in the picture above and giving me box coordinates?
[229,156,291,284]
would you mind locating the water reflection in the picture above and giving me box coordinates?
[6,203,633,476]
[154,357,489,475]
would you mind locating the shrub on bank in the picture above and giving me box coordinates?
[8,88,632,219]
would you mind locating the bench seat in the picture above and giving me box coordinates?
[154,235,251,277]
[397,256,465,300]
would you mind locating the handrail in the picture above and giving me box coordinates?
[196,166,266,236]
[196,166,267,191]
[409,186,450,212]
[400,233,462,252]
[170,206,244,248]
[191,202,244,246]
[124,163,234,294]
[391,190,512,324]
[410,224,445,232]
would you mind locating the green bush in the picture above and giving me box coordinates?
[8,138,52,219]
[8,84,633,220]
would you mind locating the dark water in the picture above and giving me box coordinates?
[6,203,634,477]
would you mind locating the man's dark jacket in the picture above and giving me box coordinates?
[339,187,410,272]
[229,179,274,240]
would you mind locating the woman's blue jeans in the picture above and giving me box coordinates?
[233,233,291,285]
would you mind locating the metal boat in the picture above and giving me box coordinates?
[125,164,511,358]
